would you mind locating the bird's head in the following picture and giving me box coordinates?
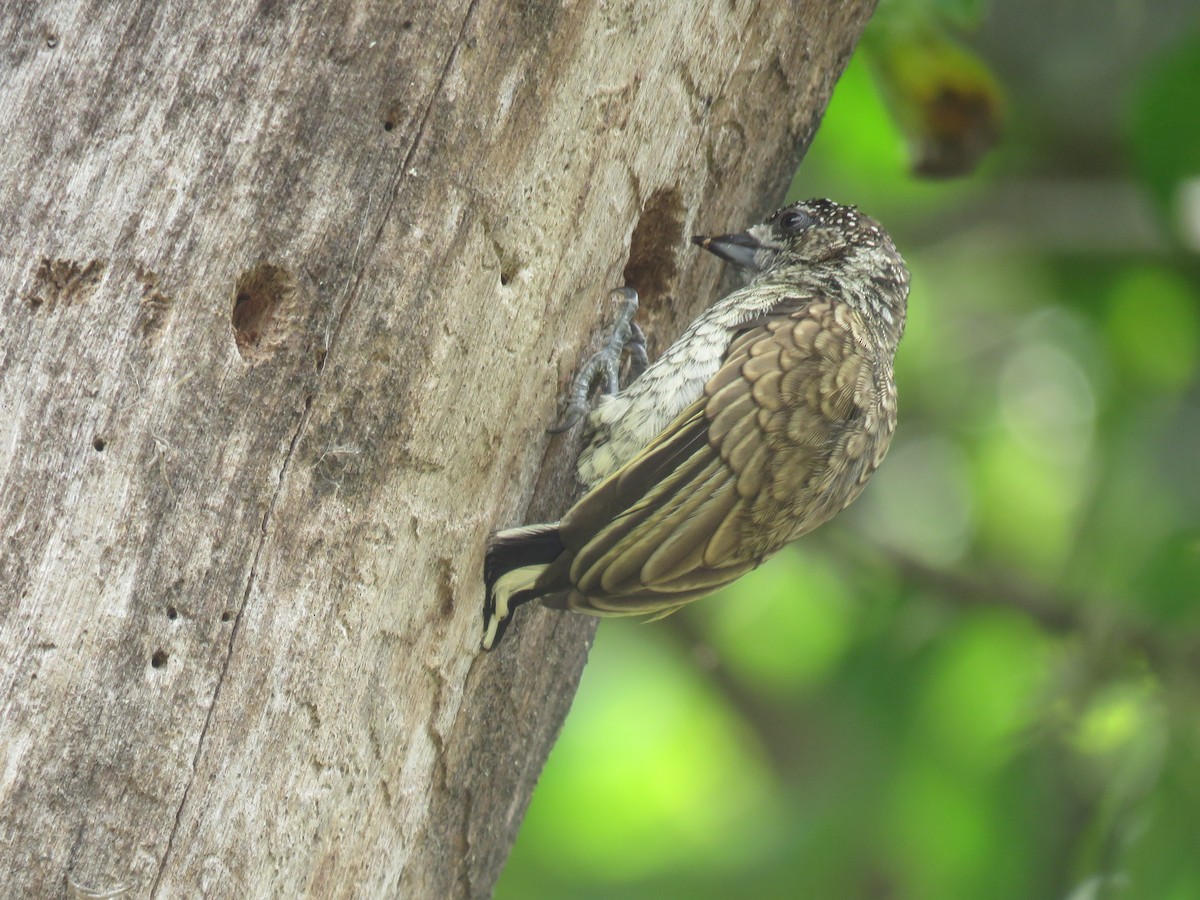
[694,198,904,279]
[693,198,909,330]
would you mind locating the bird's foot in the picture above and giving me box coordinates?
[549,287,647,433]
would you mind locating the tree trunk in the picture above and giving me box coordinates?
[0,1,875,896]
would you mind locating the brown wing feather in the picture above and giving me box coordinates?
[553,297,894,616]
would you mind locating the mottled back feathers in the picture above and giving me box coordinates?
[546,296,895,616]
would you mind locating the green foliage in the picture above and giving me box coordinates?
[863,5,1005,178]
[1104,266,1199,391]
[499,8,1200,899]
[1129,32,1200,220]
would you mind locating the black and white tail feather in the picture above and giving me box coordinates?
[482,524,565,649]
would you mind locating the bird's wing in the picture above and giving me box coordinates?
[556,297,885,616]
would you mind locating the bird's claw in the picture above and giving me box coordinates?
[549,287,644,434]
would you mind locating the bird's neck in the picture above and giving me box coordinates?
[750,263,908,352]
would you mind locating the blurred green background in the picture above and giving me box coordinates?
[499,1,1200,897]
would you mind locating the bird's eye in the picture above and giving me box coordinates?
[779,210,810,233]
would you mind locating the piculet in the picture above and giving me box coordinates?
[482,199,910,650]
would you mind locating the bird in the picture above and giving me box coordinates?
[482,198,910,650]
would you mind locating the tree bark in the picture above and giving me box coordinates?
[0,1,875,896]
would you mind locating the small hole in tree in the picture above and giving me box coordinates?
[93,437,106,452]
[221,611,232,623]
[231,263,296,361]
[150,650,168,669]
[166,606,178,620]
[623,187,685,315]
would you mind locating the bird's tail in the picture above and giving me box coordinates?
[482,523,566,650]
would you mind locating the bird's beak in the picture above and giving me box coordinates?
[692,231,762,271]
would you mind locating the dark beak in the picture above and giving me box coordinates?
[692,231,761,271]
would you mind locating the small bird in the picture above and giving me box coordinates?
[482,199,910,650]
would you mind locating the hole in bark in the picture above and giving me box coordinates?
[490,236,522,288]
[623,187,685,319]
[150,650,168,669]
[401,18,413,30]
[45,34,58,49]
[221,611,232,622]
[166,606,178,620]
[92,437,106,451]
[232,263,297,361]
[383,119,395,132]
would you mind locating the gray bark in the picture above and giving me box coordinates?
[0,0,875,896]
